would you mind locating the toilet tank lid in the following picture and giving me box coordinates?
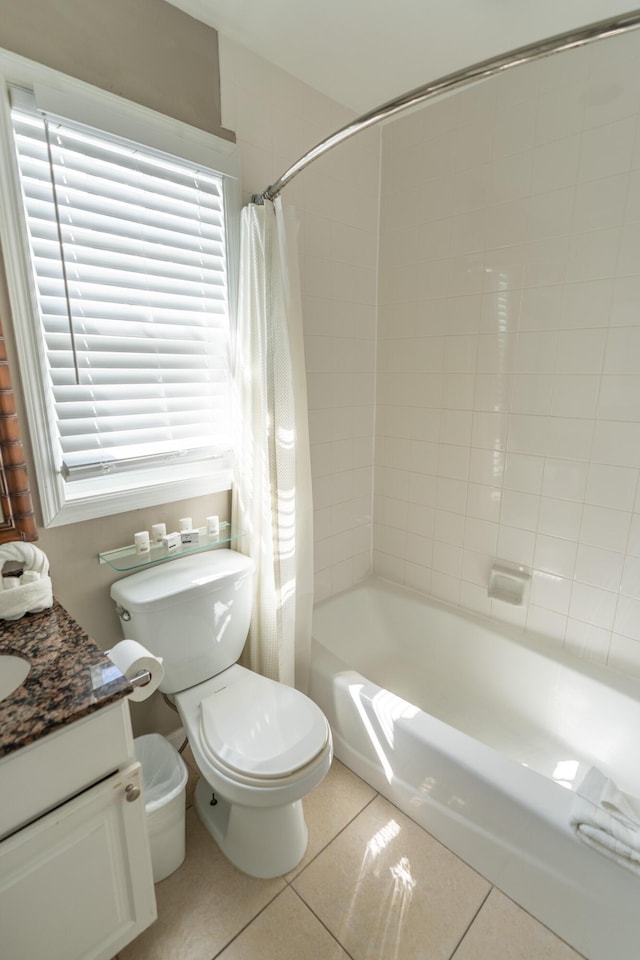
[110,549,254,610]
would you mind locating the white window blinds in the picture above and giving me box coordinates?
[10,89,232,482]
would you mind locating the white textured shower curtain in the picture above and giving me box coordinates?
[231,197,314,690]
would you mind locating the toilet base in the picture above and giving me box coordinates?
[194,777,309,878]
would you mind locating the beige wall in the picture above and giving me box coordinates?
[0,6,381,734]
[0,0,234,734]
[0,0,233,140]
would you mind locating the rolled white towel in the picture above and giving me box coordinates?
[20,570,41,585]
[0,542,49,576]
[570,767,640,876]
[0,577,53,619]
[0,543,52,619]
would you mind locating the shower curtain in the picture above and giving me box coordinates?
[231,197,314,690]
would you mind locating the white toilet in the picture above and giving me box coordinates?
[110,549,332,878]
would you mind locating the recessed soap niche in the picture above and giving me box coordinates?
[487,561,531,606]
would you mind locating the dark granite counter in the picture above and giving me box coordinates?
[0,599,132,758]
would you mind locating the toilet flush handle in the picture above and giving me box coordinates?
[115,604,131,622]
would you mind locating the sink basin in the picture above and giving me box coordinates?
[0,654,31,702]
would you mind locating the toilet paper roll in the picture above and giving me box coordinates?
[106,639,165,702]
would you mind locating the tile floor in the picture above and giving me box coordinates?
[118,753,585,960]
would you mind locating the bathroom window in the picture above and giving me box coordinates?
[0,75,239,526]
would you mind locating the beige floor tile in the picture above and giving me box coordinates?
[119,807,285,960]
[287,758,377,879]
[293,794,491,960]
[216,886,350,959]
[453,889,585,960]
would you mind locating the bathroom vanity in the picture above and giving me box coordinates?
[0,601,157,960]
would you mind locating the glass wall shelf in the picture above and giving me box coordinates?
[98,523,244,572]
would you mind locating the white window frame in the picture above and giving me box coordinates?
[0,48,240,527]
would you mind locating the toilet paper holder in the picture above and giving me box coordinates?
[130,669,153,689]
[105,639,165,702]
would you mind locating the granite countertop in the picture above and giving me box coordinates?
[0,599,132,759]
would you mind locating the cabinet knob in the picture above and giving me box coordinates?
[125,783,141,802]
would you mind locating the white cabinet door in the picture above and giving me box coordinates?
[0,762,156,960]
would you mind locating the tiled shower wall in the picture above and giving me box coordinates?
[300,138,380,602]
[375,28,640,674]
[219,37,380,605]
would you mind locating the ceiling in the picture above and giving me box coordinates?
[166,0,638,113]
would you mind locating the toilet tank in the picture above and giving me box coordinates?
[110,549,254,694]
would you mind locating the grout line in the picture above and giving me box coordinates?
[209,885,287,960]
[286,790,380,884]
[447,884,494,959]
[289,886,357,959]
[209,785,380,958]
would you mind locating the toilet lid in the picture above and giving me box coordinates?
[199,672,329,779]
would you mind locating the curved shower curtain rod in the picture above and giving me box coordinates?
[253,8,640,204]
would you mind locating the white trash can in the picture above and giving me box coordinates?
[134,733,189,883]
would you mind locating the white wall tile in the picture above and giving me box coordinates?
[566,227,620,282]
[614,594,640,642]
[608,633,640,677]
[506,414,549,457]
[496,524,536,566]
[617,222,640,277]
[591,421,640,468]
[551,375,599,419]
[527,605,567,643]
[546,418,594,460]
[585,463,638,511]
[538,497,583,541]
[597,376,640,421]
[535,83,585,144]
[580,505,631,553]
[569,582,618,629]
[621,555,640,599]
[604,326,640,375]
[611,276,640,325]
[500,489,539,531]
[531,571,573,615]
[531,135,581,194]
[572,174,628,232]
[575,543,624,592]
[493,100,536,157]
[520,285,563,330]
[561,279,613,329]
[432,541,463,578]
[464,516,499,555]
[578,117,637,182]
[436,476,467,514]
[628,514,640,556]
[527,187,574,242]
[467,482,502,522]
[534,535,577,579]
[503,452,544,494]
[510,375,553,415]
[541,459,588,502]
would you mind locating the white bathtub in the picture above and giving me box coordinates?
[310,578,640,960]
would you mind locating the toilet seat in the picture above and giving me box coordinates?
[199,670,330,783]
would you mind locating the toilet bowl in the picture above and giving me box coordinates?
[110,549,333,878]
[173,664,332,876]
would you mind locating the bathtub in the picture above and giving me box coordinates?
[310,578,640,960]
